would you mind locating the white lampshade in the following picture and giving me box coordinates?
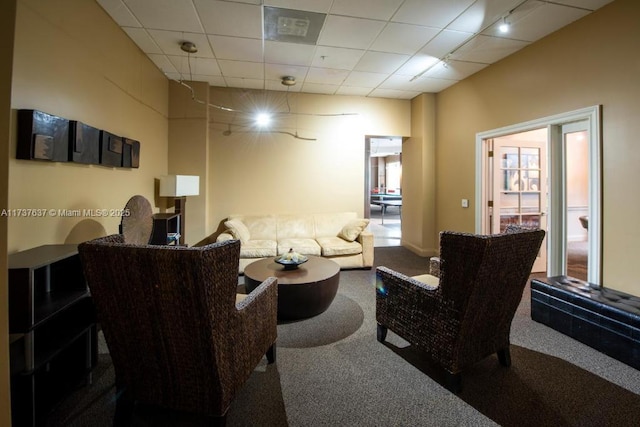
[159,175,200,197]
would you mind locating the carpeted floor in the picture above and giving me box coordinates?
[45,247,640,427]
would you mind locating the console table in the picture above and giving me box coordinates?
[531,276,640,370]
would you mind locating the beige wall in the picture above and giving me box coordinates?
[168,81,209,246]
[1,1,17,423]
[205,87,410,235]
[9,0,169,253]
[434,0,640,294]
[403,94,437,256]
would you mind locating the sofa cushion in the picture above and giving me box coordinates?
[232,214,277,241]
[411,274,440,288]
[240,240,277,258]
[224,219,250,243]
[314,212,357,237]
[277,215,316,239]
[316,237,363,256]
[338,219,370,242]
[278,238,321,256]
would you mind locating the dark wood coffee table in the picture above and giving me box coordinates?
[244,256,340,320]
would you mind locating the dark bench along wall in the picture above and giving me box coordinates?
[531,276,640,370]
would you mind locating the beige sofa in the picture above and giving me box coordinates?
[216,212,374,273]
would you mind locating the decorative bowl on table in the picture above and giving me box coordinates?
[275,249,308,270]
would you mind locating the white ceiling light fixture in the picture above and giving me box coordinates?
[281,76,296,86]
[180,41,198,54]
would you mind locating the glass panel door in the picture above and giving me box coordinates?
[493,135,547,272]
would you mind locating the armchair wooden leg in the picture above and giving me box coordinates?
[445,372,462,394]
[376,324,388,343]
[497,348,511,367]
[266,343,276,364]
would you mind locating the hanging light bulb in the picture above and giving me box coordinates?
[256,113,271,127]
[499,16,510,33]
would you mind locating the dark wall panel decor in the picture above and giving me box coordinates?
[70,121,100,164]
[100,131,123,167]
[122,138,140,168]
[17,110,70,162]
[16,109,141,169]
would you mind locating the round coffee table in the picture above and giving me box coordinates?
[244,256,340,320]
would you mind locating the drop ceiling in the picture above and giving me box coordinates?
[97,0,613,99]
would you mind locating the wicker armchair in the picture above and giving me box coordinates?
[376,227,545,393]
[78,236,277,425]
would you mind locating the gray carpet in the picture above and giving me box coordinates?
[46,247,640,426]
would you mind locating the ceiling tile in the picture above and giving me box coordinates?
[419,29,473,59]
[264,0,333,13]
[264,41,316,66]
[452,35,529,64]
[122,27,162,54]
[194,0,262,38]
[311,46,365,70]
[447,0,524,33]
[223,77,264,90]
[168,55,222,76]
[329,0,404,21]
[317,16,386,49]
[148,54,179,74]
[125,0,203,33]
[423,60,488,80]
[305,68,349,85]
[368,88,420,99]
[378,74,427,91]
[147,30,214,57]
[370,23,440,55]
[378,74,457,93]
[218,60,264,79]
[354,51,410,74]
[411,77,458,93]
[552,0,614,9]
[264,64,309,82]
[209,36,263,62]
[300,83,338,94]
[391,0,476,28]
[335,86,373,96]
[188,75,228,86]
[96,0,141,27]
[394,54,441,76]
[342,71,389,88]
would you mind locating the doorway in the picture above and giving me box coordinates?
[489,129,548,272]
[365,136,403,247]
[476,106,601,283]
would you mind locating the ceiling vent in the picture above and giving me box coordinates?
[264,7,326,45]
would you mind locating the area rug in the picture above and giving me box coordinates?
[277,293,364,348]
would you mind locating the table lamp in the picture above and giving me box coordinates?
[159,175,199,245]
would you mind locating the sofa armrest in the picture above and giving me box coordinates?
[358,230,374,268]
[216,231,234,243]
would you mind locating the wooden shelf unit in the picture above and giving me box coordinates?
[150,212,182,245]
[9,244,97,427]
